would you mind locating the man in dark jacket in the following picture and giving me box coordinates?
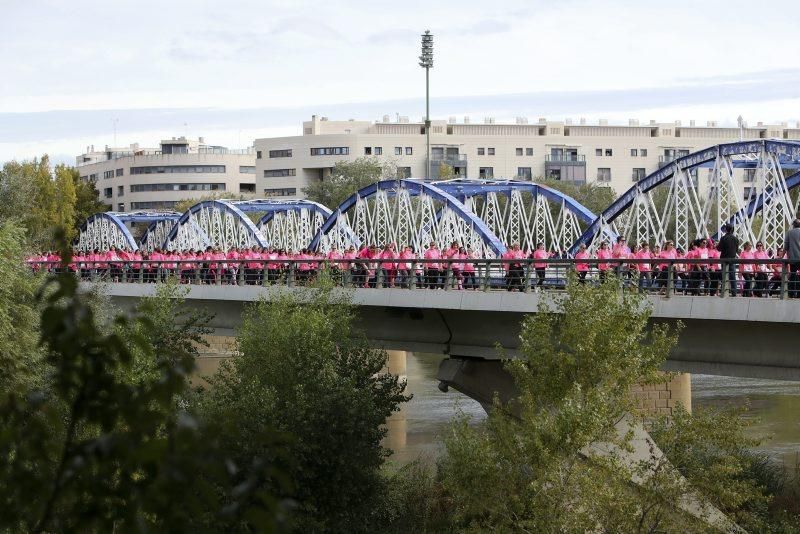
[717,224,739,296]
[785,218,800,298]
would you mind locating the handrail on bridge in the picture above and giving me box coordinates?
[27,258,800,300]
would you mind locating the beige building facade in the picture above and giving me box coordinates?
[255,115,800,201]
[76,137,257,212]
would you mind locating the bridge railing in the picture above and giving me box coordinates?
[26,258,800,300]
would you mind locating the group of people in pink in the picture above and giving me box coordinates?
[26,224,797,297]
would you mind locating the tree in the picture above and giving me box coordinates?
[535,177,617,217]
[438,162,455,181]
[437,275,771,531]
[303,157,397,208]
[0,222,45,392]
[69,167,106,230]
[53,165,77,241]
[199,283,410,531]
[0,239,291,531]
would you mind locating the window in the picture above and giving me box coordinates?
[662,129,672,136]
[257,150,262,159]
[743,169,756,182]
[130,165,225,174]
[550,128,561,135]
[526,148,533,156]
[89,173,98,181]
[743,187,755,200]
[397,167,412,179]
[103,187,112,198]
[477,147,485,155]
[595,148,603,157]
[641,148,648,157]
[310,147,349,156]
[631,149,638,157]
[364,147,372,155]
[103,170,114,179]
[263,187,297,197]
[597,168,611,182]
[394,146,402,156]
[375,147,383,155]
[487,147,495,156]
[263,168,296,177]
[239,166,256,174]
[405,147,413,155]
[269,149,293,158]
[605,149,613,156]
[479,167,494,179]
[117,203,125,212]
[116,168,124,177]
[131,201,180,210]
[632,168,646,182]
[517,167,532,180]
[130,183,226,192]
[239,183,256,194]
[515,148,523,156]
[117,185,124,196]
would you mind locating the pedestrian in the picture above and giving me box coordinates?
[717,223,740,296]
[785,218,800,298]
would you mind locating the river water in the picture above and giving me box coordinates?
[387,353,800,469]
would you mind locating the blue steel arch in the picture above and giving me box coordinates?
[431,179,599,225]
[569,140,800,256]
[711,169,800,242]
[77,212,139,250]
[229,199,333,226]
[129,212,182,249]
[309,179,507,255]
[163,199,268,249]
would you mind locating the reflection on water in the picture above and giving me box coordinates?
[693,374,800,469]
[385,353,485,465]
[388,356,800,470]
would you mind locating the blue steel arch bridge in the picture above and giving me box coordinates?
[75,140,800,256]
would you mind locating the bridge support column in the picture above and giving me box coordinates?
[630,373,692,415]
[384,351,409,452]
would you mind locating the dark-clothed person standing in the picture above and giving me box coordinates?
[717,224,740,296]
[785,219,800,298]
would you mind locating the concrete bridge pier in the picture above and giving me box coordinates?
[437,357,692,417]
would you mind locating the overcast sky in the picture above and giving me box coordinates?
[1,0,799,164]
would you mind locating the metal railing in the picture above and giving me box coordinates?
[26,258,800,300]
[545,154,585,163]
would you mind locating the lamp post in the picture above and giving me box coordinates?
[419,30,434,180]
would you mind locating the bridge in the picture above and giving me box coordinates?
[73,140,800,256]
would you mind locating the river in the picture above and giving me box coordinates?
[387,353,800,469]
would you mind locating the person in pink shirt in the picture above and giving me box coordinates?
[379,244,397,287]
[423,242,442,289]
[224,248,240,285]
[738,242,756,297]
[768,247,786,296]
[633,243,653,291]
[655,241,677,292]
[707,244,722,296]
[107,246,122,281]
[460,247,477,290]
[442,241,461,289]
[397,246,418,288]
[531,242,551,289]
[574,244,591,284]
[596,241,613,282]
[612,237,632,283]
[326,247,343,284]
[753,241,769,297]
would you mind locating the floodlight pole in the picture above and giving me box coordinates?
[420,31,434,181]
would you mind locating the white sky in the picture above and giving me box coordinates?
[1,0,799,163]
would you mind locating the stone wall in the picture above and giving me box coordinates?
[630,373,692,416]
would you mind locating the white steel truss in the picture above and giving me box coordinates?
[76,215,135,252]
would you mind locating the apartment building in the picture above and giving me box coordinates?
[255,115,800,200]
[76,137,257,211]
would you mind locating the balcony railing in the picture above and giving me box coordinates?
[545,154,585,164]
[432,154,468,165]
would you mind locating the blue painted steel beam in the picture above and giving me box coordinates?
[162,199,268,248]
[309,179,507,254]
[569,140,800,255]
[78,212,139,250]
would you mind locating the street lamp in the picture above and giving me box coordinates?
[419,30,434,180]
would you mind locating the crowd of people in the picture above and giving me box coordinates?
[26,220,800,297]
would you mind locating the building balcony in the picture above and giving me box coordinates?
[431,154,468,167]
[545,154,585,165]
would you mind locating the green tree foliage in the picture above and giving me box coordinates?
[437,276,772,531]
[303,157,397,208]
[0,157,104,248]
[536,177,618,217]
[438,162,455,180]
[0,222,45,391]
[0,241,290,532]
[200,287,410,532]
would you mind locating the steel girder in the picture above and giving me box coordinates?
[569,140,800,255]
[309,179,506,255]
[163,200,268,252]
[76,212,139,252]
